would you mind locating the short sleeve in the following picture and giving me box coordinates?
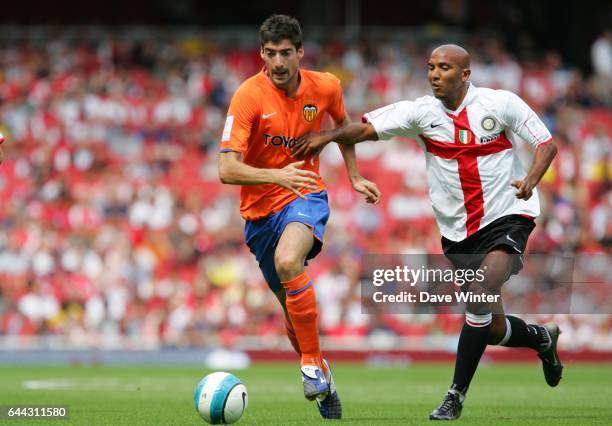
[220,87,259,153]
[362,101,420,140]
[326,74,346,125]
[501,92,552,148]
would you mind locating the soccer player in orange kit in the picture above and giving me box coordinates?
[217,14,380,419]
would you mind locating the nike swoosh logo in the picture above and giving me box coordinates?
[262,112,277,119]
[430,123,442,128]
[297,212,309,217]
[506,235,518,244]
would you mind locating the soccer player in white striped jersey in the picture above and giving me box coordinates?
[292,44,563,421]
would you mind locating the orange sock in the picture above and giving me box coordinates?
[284,318,302,355]
[282,271,324,369]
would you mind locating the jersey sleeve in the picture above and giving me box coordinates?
[220,87,260,153]
[326,74,346,125]
[501,92,552,148]
[362,101,420,140]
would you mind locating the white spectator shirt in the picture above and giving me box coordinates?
[363,83,553,242]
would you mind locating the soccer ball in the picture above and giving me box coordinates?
[194,372,248,424]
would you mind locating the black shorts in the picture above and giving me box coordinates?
[441,214,535,276]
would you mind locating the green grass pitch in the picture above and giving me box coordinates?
[0,362,611,425]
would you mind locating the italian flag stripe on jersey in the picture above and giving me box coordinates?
[458,129,470,144]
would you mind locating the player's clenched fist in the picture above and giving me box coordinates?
[511,179,536,200]
[272,160,320,199]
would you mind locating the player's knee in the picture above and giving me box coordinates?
[480,256,514,287]
[275,252,304,280]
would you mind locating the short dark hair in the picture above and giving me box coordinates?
[259,14,302,49]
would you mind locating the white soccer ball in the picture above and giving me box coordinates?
[194,372,248,424]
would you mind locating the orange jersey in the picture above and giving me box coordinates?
[220,69,345,221]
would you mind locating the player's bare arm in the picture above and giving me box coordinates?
[511,141,558,200]
[218,151,319,199]
[335,113,381,204]
[292,121,378,159]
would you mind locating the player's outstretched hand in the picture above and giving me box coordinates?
[351,176,382,205]
[511,179,536,200]
[273,160,320,199]
[292,132,331,160]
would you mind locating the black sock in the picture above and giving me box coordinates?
[501,315,551,352]
[451,320,491,394]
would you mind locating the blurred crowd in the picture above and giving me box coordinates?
[0,30,610,350]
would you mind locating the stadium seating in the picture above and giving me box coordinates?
[0,33,610,351]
